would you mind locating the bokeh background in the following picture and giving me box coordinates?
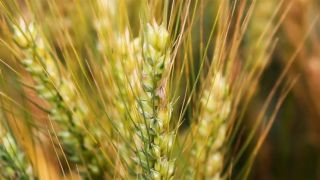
[251,0,320,179]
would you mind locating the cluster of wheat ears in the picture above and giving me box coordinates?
[0,0,306,179]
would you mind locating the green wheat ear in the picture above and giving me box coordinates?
[0,125,35,179]
[132,21,175,179]
[12,19,108,178]
[187,72,231,179]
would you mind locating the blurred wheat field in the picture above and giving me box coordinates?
[0,0,319,179]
